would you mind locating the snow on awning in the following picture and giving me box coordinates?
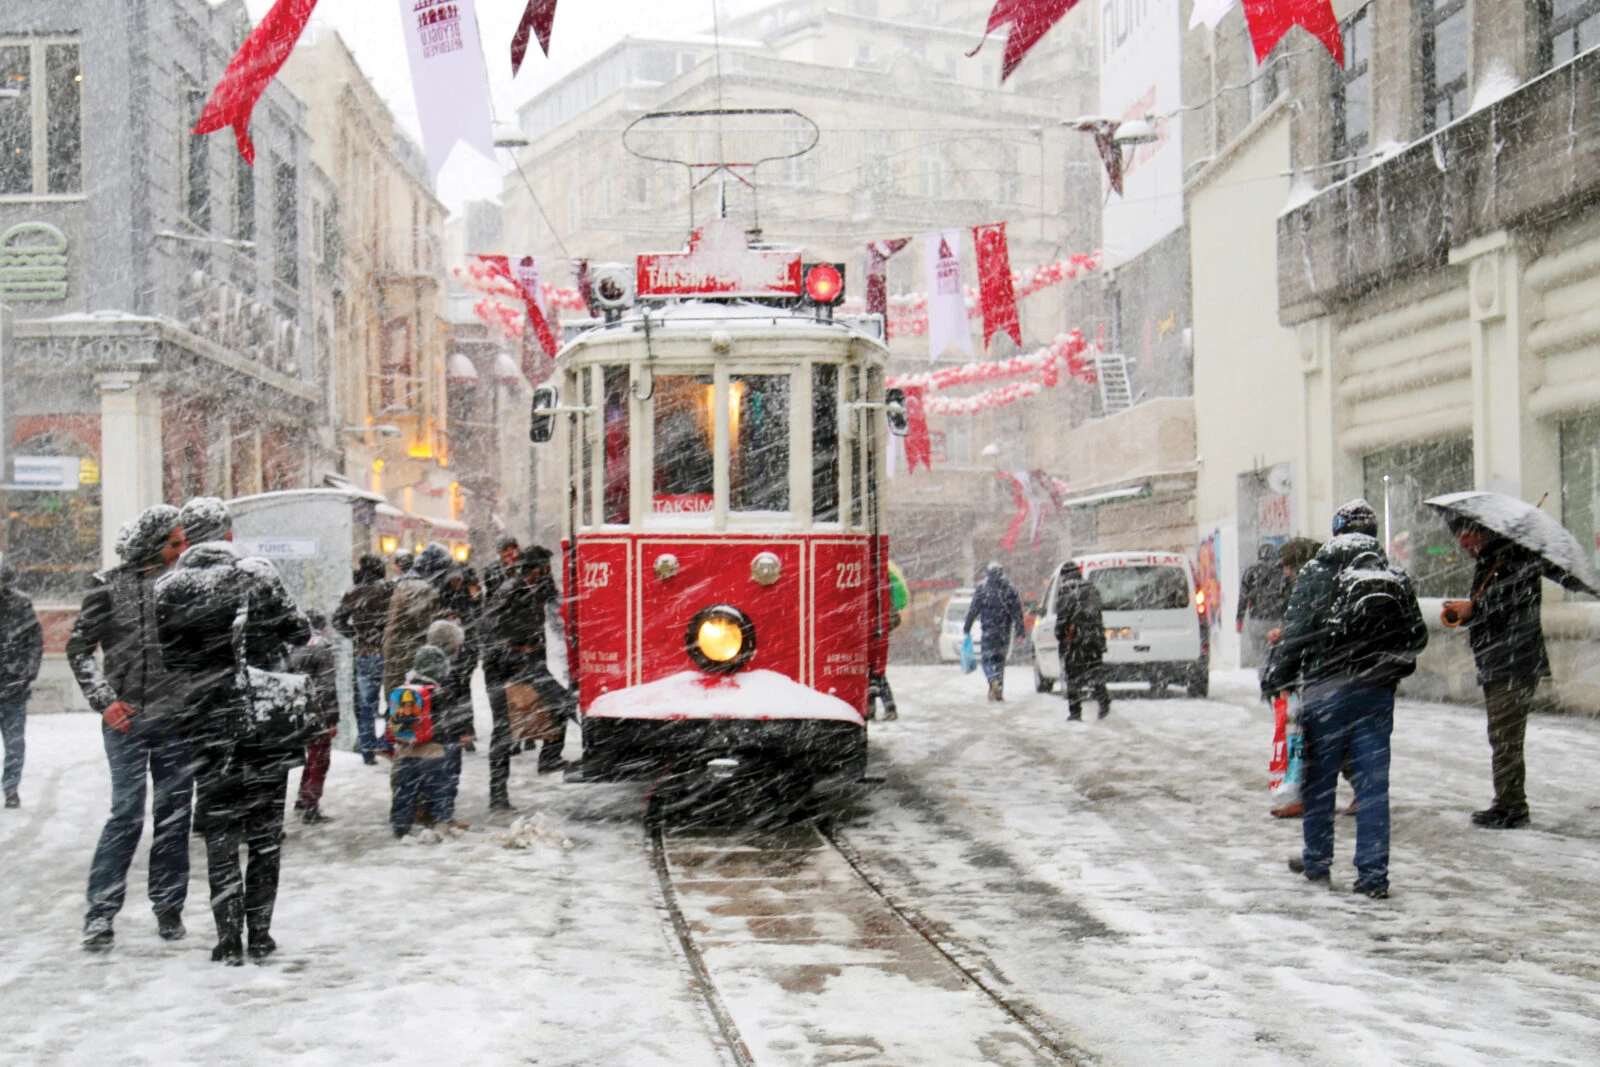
[447,352,478,382]
[1058,484,1152,509]
[427,517,470,540]
[491,352,525,385]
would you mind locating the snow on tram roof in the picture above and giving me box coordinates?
[561,300,886,351]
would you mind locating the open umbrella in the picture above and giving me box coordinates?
[1423,490,1600,597]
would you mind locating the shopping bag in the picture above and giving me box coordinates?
[959,634,977,674]
[1269,691,1304,810]
[505,681,564,744]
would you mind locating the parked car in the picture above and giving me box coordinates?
[935,589,977,663]
[1031,552,1209,697]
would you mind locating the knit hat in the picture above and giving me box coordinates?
[410,643,450,684]
[178,496,232,545]
[354,553,386,583]
[1331,498,1378,537]
[413,542,452,580]
[115,504,182,564]
[426,618,465,656]
[496,535,520,552]
[1277,537,1321,574]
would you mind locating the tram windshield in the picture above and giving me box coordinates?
[729,374,790,513]
[652,374,715,515]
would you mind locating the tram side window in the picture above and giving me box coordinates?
[848,367,864,528]
[813,364,840,523]
[580,368,595,528]
[603,365,630,524]
[653,374,715,515]
[730,374,790,513]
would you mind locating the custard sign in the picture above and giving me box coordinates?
[636,218,802,298]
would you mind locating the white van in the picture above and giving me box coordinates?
[936,588,977,663]
[1030,552,1210,697]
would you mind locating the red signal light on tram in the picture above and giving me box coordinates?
[802,263,845,307]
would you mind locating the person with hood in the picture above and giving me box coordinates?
[382,543,451,695]
[424,617,472,809]
[390,643,465,836]
[1263,499,1428,899]
[69,505,188,949]
[485,547,568,799]
[289,609,340,824]
[1238,542,1292,675]
[1053,561,1109,720]
[155,497,311,964]
[1441,519,1551,829]
[332,554,392,763]
[0,561,42,811]
[964,562,1026,702]
[438,563,482,749]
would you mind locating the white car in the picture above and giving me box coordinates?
[935,589,979,663]
[1030,552,1210,697]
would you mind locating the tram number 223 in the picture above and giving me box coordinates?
[581,561,612,590]
[833,561,866,589]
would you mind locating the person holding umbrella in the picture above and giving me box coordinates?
[1429,491,1600,830]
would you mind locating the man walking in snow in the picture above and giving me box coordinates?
[0,560,43,811]
[156,498,311,964]
[332,553,392,763]
[69,505,189,949]
[1237,542,1291,674]
[1054,561,1109,720]
[1263,500,1427,899]
[964,562,1026,702]
[1441,519,1550,830]
[485,547,569,797]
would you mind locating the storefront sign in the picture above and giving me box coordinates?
[0,223,69,302]
[653,495,714,515]
[1100,0,1184,268]
[11,456,81,490]
[237,537,319,559]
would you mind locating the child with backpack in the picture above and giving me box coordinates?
[388,644,465,837]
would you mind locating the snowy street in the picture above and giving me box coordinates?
[3,667,1599,1066]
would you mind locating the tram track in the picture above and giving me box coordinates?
[649,814,1096,1066]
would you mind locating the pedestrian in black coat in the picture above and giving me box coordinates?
[484,548,568,793]
[290,610,340,823]
[964,562,1026,702]
[1441,522,1550,830]
[0,562,44,809]
[1054,562,1109,720]
[332,554,392,763]
[155,497,310,965]
[68,504,191,948]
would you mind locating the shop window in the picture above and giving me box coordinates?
[730,374,790,514]
[603,366,630,525]
[1541,0,1600,69]
[0,39,82,197]
[1361,438,1474,598]
[812,364,840,523]
[1560,414,1600,593]
[652,375,714,515]
[1422,0,1469,131]
[5,433,100,600]
[1331,7,1370,176]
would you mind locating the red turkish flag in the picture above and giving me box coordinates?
[1242,0,1343,66]
[192,0,321,164]
[511,0,558,75]
[971,0,1083,82]
[478,255,559,366]
[973,223,1022,349]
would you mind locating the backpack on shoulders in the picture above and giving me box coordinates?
[386,684,436,745]
[1326,552,1422,674]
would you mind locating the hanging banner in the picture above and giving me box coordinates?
[924,230,973,363]
[1100,0,1184,267]
[866,238,911,337]
[192,0,322,164]
[903,386,932,473]
[478,254,559,361]
[511,0,559,74]
[400,0,498,180]
[1241,0,1342,65]
[973,222,1022,349]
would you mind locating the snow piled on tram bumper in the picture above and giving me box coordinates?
[587,670,865,725]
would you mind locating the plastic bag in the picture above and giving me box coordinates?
[1269,691,1304,810]
[959,633,977,674]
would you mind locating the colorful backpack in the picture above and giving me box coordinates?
[386,684,435,745]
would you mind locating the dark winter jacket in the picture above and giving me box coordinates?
[66,565,174,717]
[964,575,1026,650]
[287,634,339,729]
[155,541,312,753]
[1053,571,1106,669]
[332,578,393,658]
[0,586,43,703]
[1238,546,1291,623]
[1466,541,1550,688]
[1262,533,1428,695]
[484,570,559,684]
[382,574,443,693]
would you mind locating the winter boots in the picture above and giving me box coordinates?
[1471,807,1530,829]
[157,911,186,942]
[987,679,1003,703]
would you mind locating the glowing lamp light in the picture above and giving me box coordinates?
[804,263,843,305]
[684,605,757,674]
[452,544,470,562]
[379,535,399,554]
[1195,589,1207,614]
[696,617,745,663]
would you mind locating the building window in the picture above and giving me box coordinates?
[916,142,946,198]
[1560,414,1600,593]
[1541,0,1600,68]
[382,317,413,411]
[273,159,298,288]
[856,43,873,67]
[1361,438,1474,598]
[235,152,255,244]
[997,144,1021,203]
[1251,49,1286,118]
[1422,0,1469,131]
[0,39,82,197]
[182,85,211,228]
[1330,7,1371,174]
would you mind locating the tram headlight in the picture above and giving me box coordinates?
[685,605,757,674]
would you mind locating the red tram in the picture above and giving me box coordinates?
[531,220,901,800]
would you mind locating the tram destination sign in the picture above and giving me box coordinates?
[636,219,802,299]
